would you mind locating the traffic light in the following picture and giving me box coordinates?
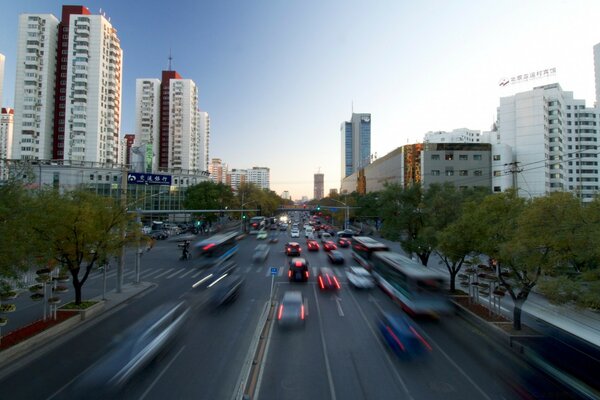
[316,205,320,211]
[242,214,246,220]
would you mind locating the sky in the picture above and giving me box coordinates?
[1,0,600,200]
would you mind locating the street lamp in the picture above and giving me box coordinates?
[328,198,349,231]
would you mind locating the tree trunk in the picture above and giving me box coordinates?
[513,299,524,330]
[73,280,82,305]
[418,251,430,266]
[449,272,456,292]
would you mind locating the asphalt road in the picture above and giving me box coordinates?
[0,222,584,399]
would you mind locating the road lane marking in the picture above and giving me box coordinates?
[191,269,204,278]
[178,269,195,279]
[311,267,317,276]
[277,267,283,277]
[166,268,185,279]
[153,268,174,279]
[334,295,344,317]
[312,285,338,400]
[140,269,163,278]
[255,267,262,273]
[244,266,252,273]
[138,345,186,400]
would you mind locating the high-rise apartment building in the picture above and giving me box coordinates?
[227,168,247,191]
[247,167,270,190]
[0,53,5,109]
[13,13,59,160]
[594,42,600,106]
[135,71,205,172]
[497,83,600,201]
[0,108,14,180]
[314,173,324,200]
[340,113,371,178]
[208,158,227,184]
[281,190,290,200]
[12,6,122,163]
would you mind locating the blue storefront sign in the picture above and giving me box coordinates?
[127,172,172,185]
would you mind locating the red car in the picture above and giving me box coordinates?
[337,238,350,248]
[323,241,337,251]
[306,239,320,251]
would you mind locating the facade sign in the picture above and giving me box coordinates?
[127,172,172,185]
[499,67,557,86]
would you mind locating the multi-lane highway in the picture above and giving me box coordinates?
[0,220,582,400]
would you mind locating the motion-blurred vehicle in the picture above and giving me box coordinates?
[290,228,300,238]
[337,237,351,248]
[150,230,168,240]
[268,234,279,244]
[337,229,355,239]
[327,250,344,265]
[206,273,244,307]
[277,291,306,328]
[323,241,337,251]
[257,229,268,240]
[317,267,341,291]
[320,232,332,243]
[285,242,302,256]
[346,266,375,289]
[67,301,190,397]
[193,232,239,269]
[191,260,238,289]
[306,239,320,251]
[377,312,432,358]
[253,244,270,263]
[288,257,309,282]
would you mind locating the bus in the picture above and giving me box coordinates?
[193,231,239,269]
[370,251,452,316]
[351,236,389,270]
[248,216,266,234]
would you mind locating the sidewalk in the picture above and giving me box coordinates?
[373,235,600,349]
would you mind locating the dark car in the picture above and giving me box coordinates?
[277,291,306,328]
[327,250,344,265]
[285,242,302,256]
[191,260,237,289]
[317,267,341,291]
[377,312,432,358]
[288,257,309,282]
[323,241,337,251]
[337,238,351,248]
[150,230,168,240]
[306,239,320,251]
[206,273,244,307]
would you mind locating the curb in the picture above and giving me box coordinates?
[0,282,155,372]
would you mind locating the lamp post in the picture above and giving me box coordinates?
[328,198,349,231]
[241,201,257,233]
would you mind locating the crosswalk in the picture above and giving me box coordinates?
[89,265,348,283]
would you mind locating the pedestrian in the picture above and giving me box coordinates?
[147,236,155,252]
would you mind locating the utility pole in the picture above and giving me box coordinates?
[117,166,128,293]
[506,161,522,191]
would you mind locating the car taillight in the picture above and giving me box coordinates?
[318,276,324,289]
[333,276,341,289]
[288,270,292,278]
[278,304,284,320]
[305,270,309,278]
[301,304,305,320]
[409,326,432,351]
[386,326,405,351]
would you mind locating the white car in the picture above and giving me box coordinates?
[346,266,375,289]
[290,228,300,238]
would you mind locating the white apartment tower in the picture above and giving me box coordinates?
[594,42,600,106]
[135,78,161,172]
[199,111,210,171]
[12,14,59,160]
[0,53,5,109]
[168,79,200,171]
[0,108,14,180]
[208,158,227,184]
[247,167,270,190]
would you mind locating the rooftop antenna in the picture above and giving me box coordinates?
[168,49,173,71]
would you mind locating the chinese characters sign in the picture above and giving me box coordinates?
[499,67,557,87]
[127,172,172,185]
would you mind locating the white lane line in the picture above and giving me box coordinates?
[312,285,338,400]
[178,269,195,279]
[138,345,186,400]
[255,267,262,273]
[166,268,185,279]
[191,269,204,278]
[244,266,252,273]
[311,267,318,276]
[153,268,175,279]
[265,268,271,277]
[347,289,414,400]
[277,267,283,277]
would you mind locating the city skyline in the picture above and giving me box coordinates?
[1,1,600,198]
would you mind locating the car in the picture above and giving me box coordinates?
[257,230,268,240]
[306,239,320,251]
[191,260,238,289]
[327,250,345,265]
[377,312,432,358]
[277,291,306,328]
[323,241,337,251]
[288,257,309,282]
[279,223,288,231]
[317,267,341,291]
[337,238,351,248]
[285,242,302,256]
[337,230,355,239]
[270,223,278,230]
[346,266,375,289]
[206,273,244,308]
[150,230,168,240]
[320,232,333,243]
[253,244,270,263]
[290,228,300,238]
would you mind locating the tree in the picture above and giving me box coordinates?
[185,181,235,222]
[30,189,138,304]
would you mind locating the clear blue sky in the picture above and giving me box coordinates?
[1,0,599,199]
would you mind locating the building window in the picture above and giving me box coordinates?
[493,154,501,161]
[89,174,94,180]
[459,155,468,161]
[445,169,454,176]
[431,154,440,160]
[459,170,468,176]
[493,170,502,177]
[473,154,482,160]
[445,153,454,160]
[431,170,440,176]
[474,170,482,176]
[493,186,502,192]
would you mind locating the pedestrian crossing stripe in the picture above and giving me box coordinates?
[178,269,195,279]
[154,268,174,279]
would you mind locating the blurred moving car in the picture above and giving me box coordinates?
[337,238,351,248]
[320,232,332,243]
[257,229,268,240]
[277,291,306,328]
[206,273,244,307]
[377,312,432,358]
[285,242,302,256]
[306,239,320,251]
[323,241,337,251]
[191,260,238,290]
[253,244,270,263]
[288,257,309,282]
[327,250,345,265]
[67,301,190,397]
[290,228,300,238]
[346,266,375,289]
[279,223,288,231]
[317,267,341,291]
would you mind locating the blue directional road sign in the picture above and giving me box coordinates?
[127,172,172,185]
[270,267,278,276]
[330,207,337,212]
